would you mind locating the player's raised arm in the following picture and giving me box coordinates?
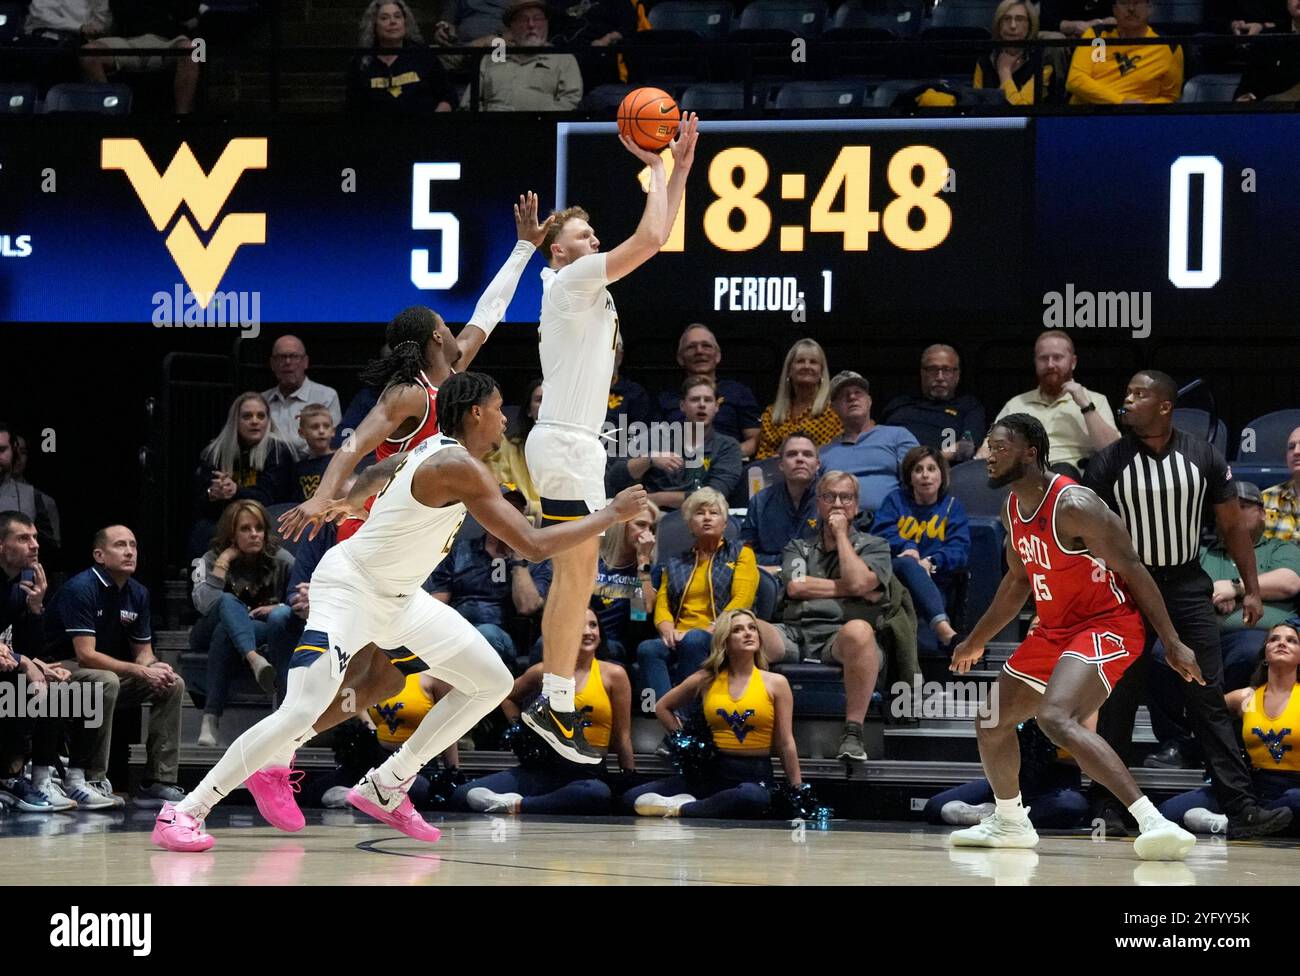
[951,509,1031,674]
[604,113,698,283]
[277,387,426,540]
[1056,488,1205,685]
[456,192,554,369]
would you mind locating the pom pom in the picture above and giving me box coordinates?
[664,715,717,784]
[418,761,466,810]
[501,721,558,771]
[332,718,382,777]
[769,781,833,822]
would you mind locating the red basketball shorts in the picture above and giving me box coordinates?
[1003,613,1146,696]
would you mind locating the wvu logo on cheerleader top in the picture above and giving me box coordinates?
[718,708,756,742]
[1252,726,1293,764]
[102,138,267,308]
[374,701,405,735]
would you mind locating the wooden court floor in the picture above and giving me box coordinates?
[2,808,1297,886]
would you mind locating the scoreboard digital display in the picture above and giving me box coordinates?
[555,118,1032,326]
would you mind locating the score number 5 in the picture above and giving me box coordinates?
[411,162,461,289]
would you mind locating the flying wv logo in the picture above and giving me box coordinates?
[374,702,404,735]
[717,708,756,742]
[1252,726,1293,764]
[335,644,350,671]
[102,138,267,308]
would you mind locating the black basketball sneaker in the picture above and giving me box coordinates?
[522,696,603,765]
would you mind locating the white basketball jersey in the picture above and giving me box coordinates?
[538,252,619,434]
[339,435,467,595]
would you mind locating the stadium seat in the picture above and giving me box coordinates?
[742,456,784,496]
[1180,73,1242,102]
[648,0,734,40]
[925,0,998,32]
[753,569,780,621]
[817,26,901,75]
[1172,407,1228,454]
[0,83,37,114]
[43,83,133,114]
[963,515,1006,634]
[772,78,871,108]
[578,83,634,111]
[0,3,21,43]
[831,0,925,34]
[1235,409,1300,464]
[624,31,711,86]
[870,77,941,106]
[654,509,741,563]
[726,27,808,79]
[737,0,829,38]
[1148,0,1206,33]
[680,82,755,112]
[1228,465,1291,491]
[947,458,1009,518]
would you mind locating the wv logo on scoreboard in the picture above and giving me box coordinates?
[101,138,267,308]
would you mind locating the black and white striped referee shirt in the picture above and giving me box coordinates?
[1083,428,1235,568]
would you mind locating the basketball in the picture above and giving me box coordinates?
[616,87,680,152]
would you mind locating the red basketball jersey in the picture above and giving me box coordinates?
[1007,475,1136,632]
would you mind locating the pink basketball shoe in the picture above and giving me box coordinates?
[245,766,306,832]
[347,771,441,843]
[151,802,215,852]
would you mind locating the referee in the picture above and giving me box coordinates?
[1083,370,1293,839]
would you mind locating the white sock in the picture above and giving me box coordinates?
[31,765,52,789]
[543,673,575,712]
[994,793,1029,821]
[65,767,86,788]
[1128,795,1161,828]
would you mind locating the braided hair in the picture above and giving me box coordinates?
[992,412,1050,472]
[438,371,500,440]
[359,306,438,390]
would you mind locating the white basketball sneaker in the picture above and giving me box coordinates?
[633,793,695,818]
[950,809,1039,848]
[941,800,996,826]
[465,788,523,814]
[1133,816,1196,861]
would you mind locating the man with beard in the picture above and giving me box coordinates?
[977,330,1119,475]
[950,413,1200,859]
[1081,370,1294,840]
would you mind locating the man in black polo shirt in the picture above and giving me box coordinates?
[881,344,986,464]
[655,324,762,458]
[45,524,187,807]
[1083,370,1292,839]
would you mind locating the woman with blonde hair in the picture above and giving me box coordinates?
[190,499,296,747]
[755,338,842,459]
[624,608,802,818]
[191,391,295,555]
[348,0,456,115]
[973,0,1057,105]
[636,488,757,701]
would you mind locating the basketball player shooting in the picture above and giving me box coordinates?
[949,414,1202,860]
[523,113,699,763]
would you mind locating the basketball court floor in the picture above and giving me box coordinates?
[3,808,1298,886]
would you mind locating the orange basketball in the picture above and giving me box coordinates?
[616,87,680,152]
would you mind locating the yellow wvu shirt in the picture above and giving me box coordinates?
[1067,27,1183,104]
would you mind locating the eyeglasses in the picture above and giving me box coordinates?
[271,353,305,362]
[818,491,858,505]
[921,365,958,375]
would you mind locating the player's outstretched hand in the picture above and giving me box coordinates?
[278,497,329,542]
[515,191,554,248]
[1165,639,1206,685]
[619,133,665,168]
[949,639,985,674]
[611,484,649,522]
[670,112,699,171]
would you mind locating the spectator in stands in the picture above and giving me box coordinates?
[974,0,1058,104]
[637,488,758,706]
[1066,0,1184,104]
[190,500,296,748]
[872,446,970,654]
[819,371,919,519]
[755,470,918,762]
[1262,425,1300,541]
[454,607,633,813]
[756,338,842,459]
[0,511,76,812]
[550,0,641,86]
[882,345,986,464]
[1040,0,1114,36]
[426,485,552,674]
[924,719,1090,828]
[740,432,820,574]
[626,608,800,818]
[977,330,1119,474]
[25,0,111,46]
[348,0,457,115]
[608,377,742,511]
[0,425,60,558]
[1145,480,1300,768]
[45,524,187,806]
[657,325,762,457]
[293,405,336,503]
[262,335,342,460]
[80,0,201,114]
[1159,621,1300,835]
[191,391,296,557]
[487,378,542,517]
[608,338,652,431]
[1235,0,1300,101]
[1229,0,1289,37]
[462,0,583,111]
[436,0,512,44]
